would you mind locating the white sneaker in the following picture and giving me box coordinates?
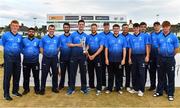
[138,91,144,97]
[105,90,111,94]
[168,96,174,101]
[129,89,138,94]
[126,87,131,92]
[118,90,123,94]
[96,90,101,96]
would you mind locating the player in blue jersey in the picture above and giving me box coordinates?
[86,23,104,95]
[140,22,152,85]
[120,24,132,92]
[153,21,179,101]
[22,27,40,95]
[105,24,127,94]
[99,22,113,90]
[2,20,23,100]
[59,23,72,90]
[39,25,60,95]
[148,22,162,91]
[66,20,88,95]
[128,23,151,97]
[151,22,168,93]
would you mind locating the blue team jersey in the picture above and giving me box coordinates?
[69,31,87,58]
[59,33,72,61]
[99,31,113,43]
[39,35,59,57]
[87,33,104,54]
[150,30,162,56]
[142,32,152,44]
[120,33,132,48]
[105,34,127,62]
[22,37,40,63]
[157,32,179,57]
[129,33,151,54]
[2,31,22,58]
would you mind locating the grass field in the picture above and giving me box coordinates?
[0,51,180,108]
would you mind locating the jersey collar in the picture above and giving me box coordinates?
[155,30,162,35]
[28,37,35,41]
[77,30,84,35]
[163,32,171,37]
[48,34,55,39]
[104,31,111,35]
[122,32,129,37]
[134,32,141,37]
[64,33,71,37]
[10,31,18,36]
[113,34,120,38]
[91,33,98,36]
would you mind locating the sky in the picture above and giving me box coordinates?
[0,0,180,27]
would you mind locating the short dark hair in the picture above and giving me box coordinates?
[63,22,70,27]
[48,24,55,28]
[133,23,140,28]
[122,23,128,27]
[140,22,147,26]
[162,21,171,27]
[78,20,85,24]
[153,21,160,26]
[28,27,35,31]
[113,24,120,28]
[103,22,109,26]
[91,23,97,27]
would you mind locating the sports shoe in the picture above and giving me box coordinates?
[129,89,138,94]
[96,90,101,96]
[138,91,144,97]
[168,96,174,101]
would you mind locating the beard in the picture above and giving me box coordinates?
[28,34,34,38]
[91,31,97,34]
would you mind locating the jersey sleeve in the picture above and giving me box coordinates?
[1,33,6,47]
[145,33,151,45]
[86,35,90,46]
[59,36,62,48]
[99,35,105,46]
[85,34,88,45]
[126,36,130,48]
[22,38,25,48]
[20,36,23,51]
[123,37,127,49]
[128,36,132,49]
[156,36,160,48]
[56,37,60,48]
[68,34,73,44]
[105,37,109,48]
[37,39,40,49]
[173,35,179,48]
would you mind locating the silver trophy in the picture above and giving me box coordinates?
[81,36,87,53]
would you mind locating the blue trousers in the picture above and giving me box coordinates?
[59,60,70,87]
[131,54,146,92]
[156,56,175,96]
[41,55,58,91]
[69,56,87,91]
[3,57,21,97]
[87,56,102,90]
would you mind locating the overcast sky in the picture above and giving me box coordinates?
[0,0,180,27]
